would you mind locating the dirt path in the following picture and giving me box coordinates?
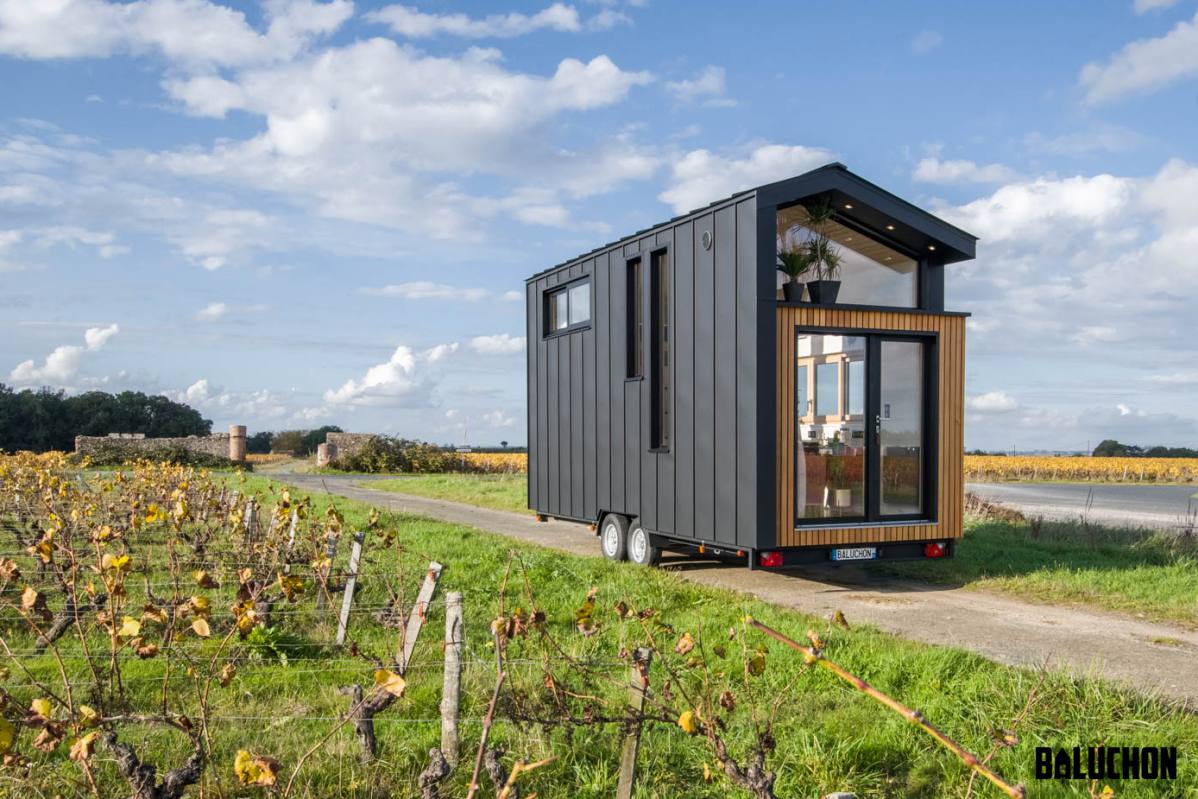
[284,474,1198,706]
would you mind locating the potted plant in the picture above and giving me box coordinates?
[802,202,843,304]
[776,240,813,302]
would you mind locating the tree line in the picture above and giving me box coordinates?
[1091,439,1198,458]
[0,384,211,453]
[248,426,343,455]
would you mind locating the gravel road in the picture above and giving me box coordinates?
[967,482,1198,533]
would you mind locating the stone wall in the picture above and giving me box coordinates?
[74,425,246,461]
[324,432,378,462]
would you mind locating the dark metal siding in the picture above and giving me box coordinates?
[526,195,766,548]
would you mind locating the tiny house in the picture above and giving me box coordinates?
[524,164,975,568]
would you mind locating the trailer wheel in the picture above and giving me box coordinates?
[599,514,629,561]
[627,520,660,566]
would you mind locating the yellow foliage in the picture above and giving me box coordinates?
[965,455,1198,484]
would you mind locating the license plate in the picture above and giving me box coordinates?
[831,547,877,562]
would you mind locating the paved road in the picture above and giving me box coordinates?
[283,474,1198,705]
[968,482,1198,532]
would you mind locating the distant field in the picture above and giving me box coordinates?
[965,455,1198,483]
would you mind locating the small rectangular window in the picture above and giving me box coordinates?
[626,257,642,378]
[544,278,590,335]
[650,249,670,449]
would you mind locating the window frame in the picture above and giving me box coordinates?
[793,325,940,528]
[648,247,671,451]
[626,256,643,379]
[543,275,592,337]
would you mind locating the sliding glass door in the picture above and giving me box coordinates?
[795,331,933,525]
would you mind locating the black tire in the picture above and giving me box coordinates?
[627,519,660,566]
[600,514,629,561]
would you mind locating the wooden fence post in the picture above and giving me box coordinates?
[616,647,652,799]
[282,509,298,575]
[441,591,464,768]
[398,562,443,671]
[335,531,365,646]
[315,532,339,611]
[242,497,257,547]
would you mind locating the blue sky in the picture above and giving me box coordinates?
[2,0,1197,451]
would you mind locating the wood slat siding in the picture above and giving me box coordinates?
[774,306,965,548]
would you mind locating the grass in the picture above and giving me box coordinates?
[361,473,1198,630]
[368,472,529,514]
[884,514,1198,629]
[6,471,1198,798]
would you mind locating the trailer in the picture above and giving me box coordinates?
[524,163,975,568]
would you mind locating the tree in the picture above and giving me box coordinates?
[500,440,509,449]
[300,425,342,455]
[246,431,274,454]
[270,430,305,454]
[0,384,210,453]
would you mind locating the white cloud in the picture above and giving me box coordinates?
[10,323,119,384]
[469,333,526,355]
[967,391,1019,413]
[664,66,735,107]
[154,41,653,237]
[1080,9,1198,103]
[482,409,516,428]
[912,157,1016,185]
[910,30,943,53]
[324,342,458,406]
[502,290,523,302]
[659,143,835,215]
[84,323,119,350]
[1023,126,1147,155]
[1071,325,1119,346]
[1133,0,1182,13]
[366,3,582,38]
[195,302,229,321]
[361,282,495,302]
[0,0,353,67]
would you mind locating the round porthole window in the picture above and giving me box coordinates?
[701,230,713,250]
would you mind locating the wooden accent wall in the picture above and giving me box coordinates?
[775,307,965,548]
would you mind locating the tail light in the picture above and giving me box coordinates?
[759,551,783,568]
[924,541,947,559]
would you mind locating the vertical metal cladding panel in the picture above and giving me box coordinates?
[735,198,760,549]
[538,277,550,513]
[526,282,539,510]
[595,252,611,514]
[545,277,560,516]
[713,206,738,546]
[572,325,586,517]
[673,220,695,539]
[610,252,627,515]
[655,227,675,535]
[692,212,716,542]
[638,234,657,531]
[624,373,640,515]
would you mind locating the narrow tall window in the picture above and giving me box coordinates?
[626,257,642,378]
[650,249,670,449]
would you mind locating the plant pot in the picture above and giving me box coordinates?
[808,280,841,304]
[833,488,853,508]
[782,280,804,302]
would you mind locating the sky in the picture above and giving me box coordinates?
[1,0,1197,452]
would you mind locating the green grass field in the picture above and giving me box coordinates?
[6,472,1196,798]
[368,472,529,514]
[367,475,1198,629]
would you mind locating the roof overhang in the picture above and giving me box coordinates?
[757,163,977,264]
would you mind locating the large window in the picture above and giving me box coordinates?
[545,278,590,334]
[649,249,670,449]
[626,257,642,378]
[795,332,931,524]
[777,205,918,307]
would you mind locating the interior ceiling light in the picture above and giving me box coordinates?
[843,203,854,210]
[928,244,937,251]
[885,224,896,231]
